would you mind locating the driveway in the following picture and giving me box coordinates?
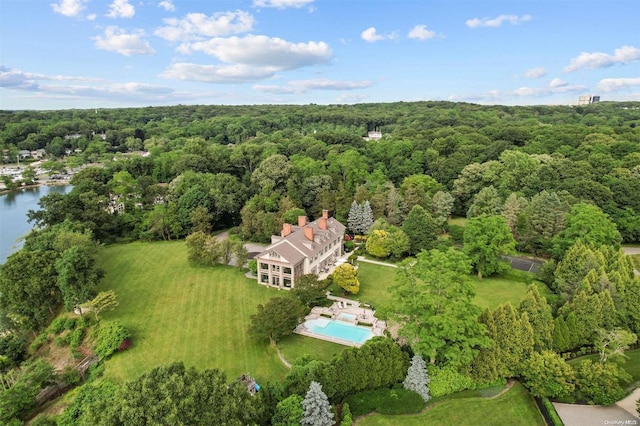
[553,387,640,426]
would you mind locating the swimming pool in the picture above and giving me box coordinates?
[337,312,357,321]
[303,318,374,345]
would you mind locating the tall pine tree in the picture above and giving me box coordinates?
[403,354,431,402]
[301,381,334,426]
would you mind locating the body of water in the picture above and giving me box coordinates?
[0,185,71,264]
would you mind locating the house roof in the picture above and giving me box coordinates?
[256,216,345,265]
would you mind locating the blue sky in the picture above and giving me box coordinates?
[1,0,639,110]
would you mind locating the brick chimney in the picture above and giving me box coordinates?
[319,217,327,230]
[304,226,314,241]
[322,209,329,219]
[282,223,292,237]
[298,216,307,227]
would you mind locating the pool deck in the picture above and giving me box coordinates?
[294,301,387,347]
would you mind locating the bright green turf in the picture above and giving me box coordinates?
[277,334,345,364]
[97,240,301,384]
[345,262,543,314]
[357,382,544,426]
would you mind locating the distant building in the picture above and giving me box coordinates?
[578,95,601,105]
[363,130,382,141]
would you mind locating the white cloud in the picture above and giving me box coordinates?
[158,1,175,12]
[253,0,314,8]
[563,45,640,72]
[549,78,567,88]
[0,65,100,90]
[523,67,546,79]
[361,27,396,43]
[0,66,232,105]
[107,0,135,18]
[596,77,640,92]
[154,11,255,41]
[336,93,369,104]
[466,14,531,28]
[93,27,156,56]
[408,25,436,40]
[160,63,279,83]
[253,79,373,94]
[183,35,332,70]
[51,0,86,17]
[450,82,584,102]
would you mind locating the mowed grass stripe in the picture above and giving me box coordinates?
[97,241,288,384]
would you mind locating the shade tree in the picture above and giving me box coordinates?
[248,297,306,346]
[463,215,516,279]
[388,248,489,366]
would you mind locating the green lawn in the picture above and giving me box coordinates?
[357,382,544,426]
[96,240,326,384]
[337,262,545,315]
[277,334,345,364]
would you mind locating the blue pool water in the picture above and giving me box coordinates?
[305,318,374,345]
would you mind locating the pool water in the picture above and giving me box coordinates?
[304,318,374,345]
[337,312,357,321]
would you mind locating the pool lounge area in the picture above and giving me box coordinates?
[293,297,386,347]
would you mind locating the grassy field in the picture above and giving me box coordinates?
[97,240,313,384]
[356,382,544,426]
[277,334,345,364]
[340,262,545,315]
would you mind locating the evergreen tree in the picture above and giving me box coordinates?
[403,354,431,402]
[402,205,438,255]
[362,200,374,233]
[347,200,373,234]
[347,200,362,234]
[301,381,334,426]
[518,285,554,351]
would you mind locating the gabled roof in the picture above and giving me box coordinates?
[256,216,345,265]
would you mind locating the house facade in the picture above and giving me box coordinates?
[255,210,346,289]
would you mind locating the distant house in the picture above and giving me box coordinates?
[18,150,31,160]
[255,210,346,289]
[31,149,46,160]
[363,130,382,141]
[64,133,83,140]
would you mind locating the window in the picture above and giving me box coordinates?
[261,274,269,283]
[260,263,268,270]
[272,265,280,272]
[284,278,292,288]
[283,267,291,274]
[272,276,280,286]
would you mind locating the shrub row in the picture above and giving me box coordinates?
[542,397,564,426]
